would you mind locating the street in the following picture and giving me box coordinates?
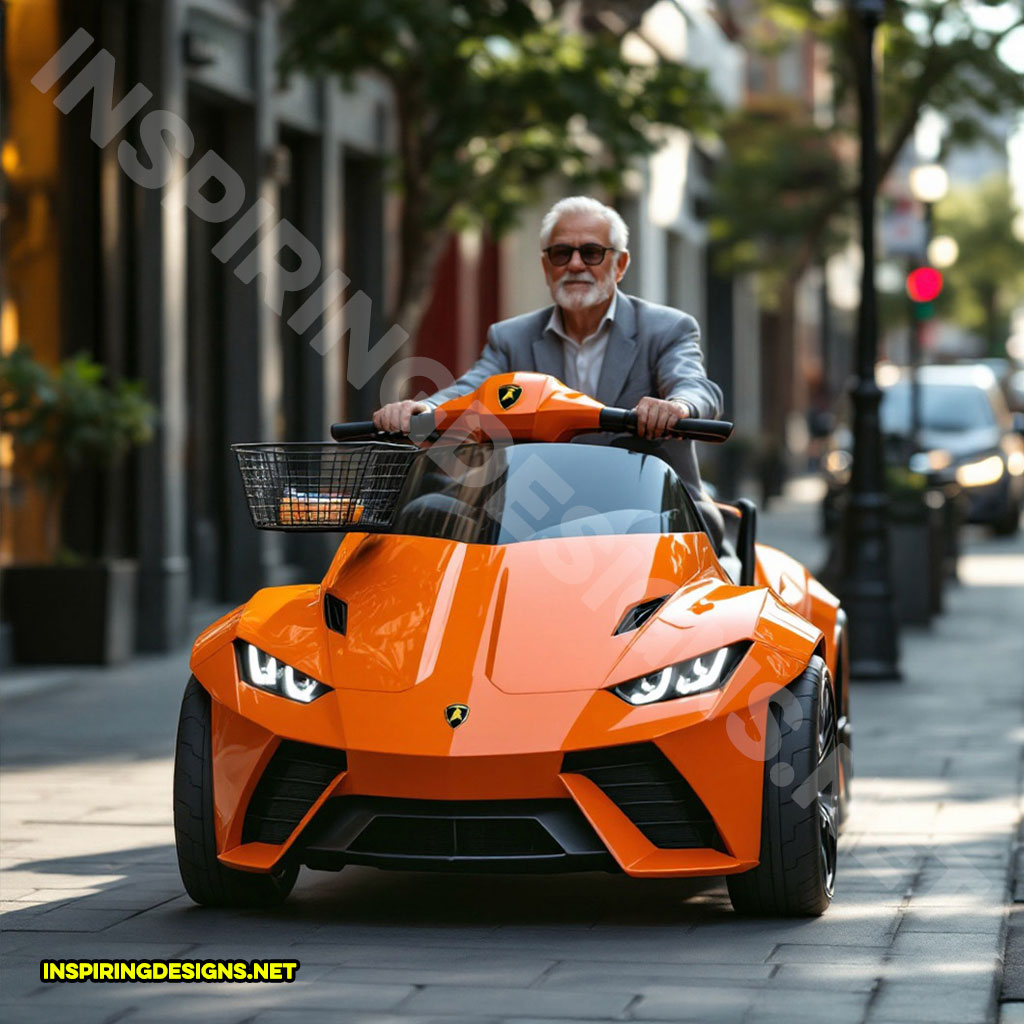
[2,484,1023,1024]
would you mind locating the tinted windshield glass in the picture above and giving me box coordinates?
[880,384,996,434]
[389,442,702,544]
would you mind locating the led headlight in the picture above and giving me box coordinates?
[611,643,749,706]
[236,641,331,704]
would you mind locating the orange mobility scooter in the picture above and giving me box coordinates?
[174,373,850,916]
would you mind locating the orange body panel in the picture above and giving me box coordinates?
[191,531,834,878]
[190,373,842,880]
[431,372,605,443]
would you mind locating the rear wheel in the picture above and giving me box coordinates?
[727,656,839,917]
[174,677,298,908]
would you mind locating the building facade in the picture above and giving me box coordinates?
[1,0,396,653]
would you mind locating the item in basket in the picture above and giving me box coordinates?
[279,492,364,526]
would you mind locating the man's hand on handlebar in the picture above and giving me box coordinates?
[634,397,690,439]
[373,400,430,434]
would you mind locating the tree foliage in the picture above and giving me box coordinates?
[934,176,1024,354]
[279,0,721,337]
[711,0,1024,288]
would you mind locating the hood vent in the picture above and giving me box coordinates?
[324,593,347,635]
[613,595,669,635]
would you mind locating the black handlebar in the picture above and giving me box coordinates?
[598,408,733,443]
[329,409,733,443]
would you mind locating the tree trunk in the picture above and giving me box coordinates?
[758,279,798,502]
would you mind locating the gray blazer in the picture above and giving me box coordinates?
[426,292,723,496]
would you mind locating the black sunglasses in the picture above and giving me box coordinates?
[542,244,619,267]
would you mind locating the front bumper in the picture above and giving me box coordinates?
[194,636,807,880]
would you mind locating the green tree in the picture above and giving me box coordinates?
[712,0,1024,283]
[279,0,720,343]
[709,0,1024,442]
[935,176,1024,355]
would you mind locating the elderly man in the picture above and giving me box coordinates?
[374,195,723,521]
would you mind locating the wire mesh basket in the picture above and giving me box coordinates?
[232,442,418,531]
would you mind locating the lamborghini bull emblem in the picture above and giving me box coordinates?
[497,384,523,410]
[444,704,470,728]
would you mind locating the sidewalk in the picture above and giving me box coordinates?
[1,482,1022,1024]
[759,478,1024,1024]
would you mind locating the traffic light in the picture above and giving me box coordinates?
[906,266,943,303]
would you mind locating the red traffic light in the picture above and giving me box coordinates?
[906,266,943,303]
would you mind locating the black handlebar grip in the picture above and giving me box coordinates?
[598,408,636,432]
[329,421,393,441]
[676,419,734,442]
[598,407,733,443]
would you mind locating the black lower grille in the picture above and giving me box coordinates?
[299,797,615,873]
[242,740,347,844]
[561,742,724,851]
[349,815,561,858]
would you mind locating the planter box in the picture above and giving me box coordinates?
[1,560,138,665]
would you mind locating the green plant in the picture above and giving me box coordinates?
[0,346,156,560]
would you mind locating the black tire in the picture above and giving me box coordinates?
[174,677,298,908]
[727,656,839,917]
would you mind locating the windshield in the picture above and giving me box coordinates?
[389,442,703,544]
[880,383,996,434]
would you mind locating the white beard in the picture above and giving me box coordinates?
[553,273,615,311]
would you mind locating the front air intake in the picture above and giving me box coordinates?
[613,596,669,635]
[242,740,347,845]
[324,593,347,635]
[562,742,724,850]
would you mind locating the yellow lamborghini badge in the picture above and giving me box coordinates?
[444,704,469,728]
[497,384,523,410]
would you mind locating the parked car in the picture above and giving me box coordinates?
[823,364,1024,535]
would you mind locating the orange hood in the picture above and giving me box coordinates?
[322,532,732,695]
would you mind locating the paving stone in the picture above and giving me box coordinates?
[866,981,994,1023]
[731,988,869,1024]
[898,908,1003,933]
[2,906,140,932]
[253,1016,499,1024]
[535,962,775,992]
[403,985,632,1019]
[1000,1003,1024,1024]
[888,929,1001,960]
[319,960,553,987]
[767,944,888,966]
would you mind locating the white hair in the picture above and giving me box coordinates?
[539,196,629,251]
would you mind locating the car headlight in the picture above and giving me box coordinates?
[909,448,952,474]
[611,643,749,706]
[235,641,331,704]
[955,454,1004,488]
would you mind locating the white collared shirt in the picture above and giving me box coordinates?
[545,291,618,399]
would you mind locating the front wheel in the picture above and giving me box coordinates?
[727,656,839,917]
[173,677,298,908]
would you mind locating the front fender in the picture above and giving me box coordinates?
[189,585,328,713]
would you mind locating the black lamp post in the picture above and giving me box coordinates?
[840,0,901,680]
